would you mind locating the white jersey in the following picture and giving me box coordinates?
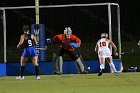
[97,38,111,58]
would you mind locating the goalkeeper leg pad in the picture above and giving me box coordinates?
[53,54,63,74]
[75,57,85,74]
[79,55,88,71]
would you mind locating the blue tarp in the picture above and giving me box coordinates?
[0,59,120,76]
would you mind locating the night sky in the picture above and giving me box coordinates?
[0,0,139,46]
[0,0,140,62]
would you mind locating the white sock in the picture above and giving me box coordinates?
[100,64,105,70]
[109,62,117,72]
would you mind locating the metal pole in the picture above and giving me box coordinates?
[3,9,7,63]
[108,3,114,73]
[0,3,119,10]
[108,3,112,52]
[35,0,39,24]
[117,5,123,71]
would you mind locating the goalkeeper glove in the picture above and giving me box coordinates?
[46,38,52,44]
[70,43,79,48]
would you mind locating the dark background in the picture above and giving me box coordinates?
[0,0,140,70]
[0,0,139,41]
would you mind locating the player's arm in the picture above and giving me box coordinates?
[32,35,38,45]
[95,43,98,53]
[75,36,81,47]
[46,34,62,44]
[109,40,118,56]
[17,35,24,49]
[68,35,81,48]
[52,34,62,43]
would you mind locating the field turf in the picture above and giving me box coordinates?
[0,72,140,93]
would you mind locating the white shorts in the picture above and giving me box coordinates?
[98,49,112,58]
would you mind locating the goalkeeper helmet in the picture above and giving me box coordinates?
[101,33,108,38]
[64,27,72,38]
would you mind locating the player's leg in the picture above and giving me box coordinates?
[75,57,85,73]
[20,57,27,76]
[53,49,64,75]
[67,50,87,74]
[106,57,118,75]
[53,55,63,74]
[16,57,27,80]
[16,49,28,80]
[31,56,41,80]
[98,57,105,76]
[79,55,88,73]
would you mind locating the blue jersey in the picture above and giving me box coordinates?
[21,34,37,57]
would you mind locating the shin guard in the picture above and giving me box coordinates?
[75,57,85,73]
[53,53,63,73]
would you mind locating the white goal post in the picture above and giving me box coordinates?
[0,3,122,71]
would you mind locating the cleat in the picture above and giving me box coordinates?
[114,72,119,76]
[53,71,62,75]
[16,76,24,80]
[98,69,104,76]
[81,70,88,74]
[36,76,41,80]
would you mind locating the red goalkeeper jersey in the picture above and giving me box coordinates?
[52,34,81,51]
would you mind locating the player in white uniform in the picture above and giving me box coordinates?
[95,33,118,76]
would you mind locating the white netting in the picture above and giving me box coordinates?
[0,3,120,62]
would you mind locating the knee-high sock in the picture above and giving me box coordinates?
[35,66,39,76]
[100,64,105,70]
[109,62,117,72]
[20,66,25,77]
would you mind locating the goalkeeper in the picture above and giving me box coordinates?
[49,27,88,75]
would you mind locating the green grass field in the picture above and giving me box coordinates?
[0,72,140,93]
